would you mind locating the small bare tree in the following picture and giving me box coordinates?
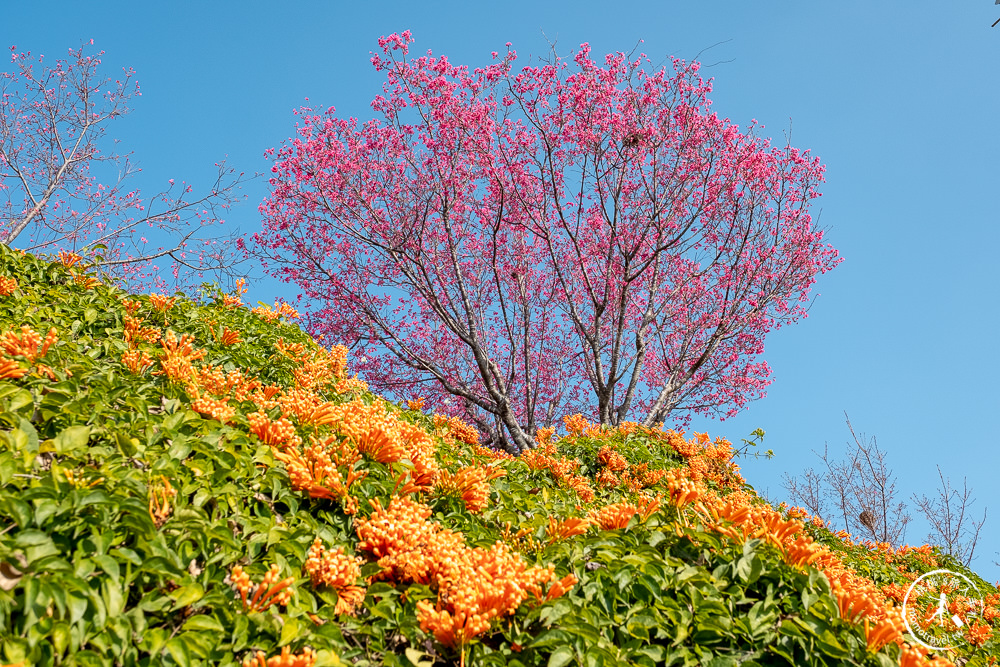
[913,466,986,567]
[783,413,911,546]
[785,414,988,565]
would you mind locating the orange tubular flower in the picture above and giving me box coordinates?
[192,396,236,423]
[434,465,505,513]
[148,476,176,527]
[863,608,905,652]
[157,330,206,382]
[121,349,154,375]
[588,502,642,531]
[222,278,247,309]
[247,411,301,449]
[0,359,28,380]
[219,327,241,345]
[303,538,366,616]
[546,517,591,544]
[407,397,426,411]
[0,276,18,296]
[242,647,316,667]
[230,563,294,612]
[148,293,177,314]
[56,250,83,268]
[2,325,57,364]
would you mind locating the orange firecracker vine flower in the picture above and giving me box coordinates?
[2,325,57,364]
[0,276,18,296]
[157,330,206,382]
[252,301,301,324]
[121,349,154,375]
[70,270,99,289]
[241,648,316,667]
[271,435,366,510]
[863,609,906,652]
[230,563,294,612]
[56,250,83,268]
[587,496,661,531]
[434,465,506,513]
[546,517,591,544]
[148,476,176,527]
[432,414,480,445]
[303,538,366,616]
[222,278,248,309]
[219,327,241,345]
[148,293,177,314]
[407,397,425,411]
[123,314,161,348]
[192,396,236,423]
[0,359,28,380]
[355,497,574,664]
[247,411,301,449]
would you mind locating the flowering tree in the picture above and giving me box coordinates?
[255,33,841,453]
[1,42,248,290]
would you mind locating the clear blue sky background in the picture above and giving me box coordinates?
[4,1,999,580]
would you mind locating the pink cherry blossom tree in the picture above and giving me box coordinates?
[1,42,248,291]
[255,33,841,453]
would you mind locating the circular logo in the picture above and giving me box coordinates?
[902,568,984,651]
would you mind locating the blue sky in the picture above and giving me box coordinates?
[4,1,999,580]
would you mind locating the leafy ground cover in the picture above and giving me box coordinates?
[0,245,996,667]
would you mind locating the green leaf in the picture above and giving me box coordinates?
[169,583,205,610]
[54,425,91,454]
[182,615,225,633]
[547,645,575,667]
[165,636,192,667]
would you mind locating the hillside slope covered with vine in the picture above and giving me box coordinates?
[0,246,995,667]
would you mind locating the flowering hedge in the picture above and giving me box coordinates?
[0,245,995,667]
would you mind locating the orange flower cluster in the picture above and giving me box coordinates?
[595,444,673,494]
[407,397,425,411]
[355,497,575,660]
[665,468,702,509]
[535,426,555,445]
[898,645,955,667]
[219,327,241,345]
[71,270,99,289]
[434,465,506,513]
[303,538,365,615]
[121,349,154,375]
[56,251,83,268]
[966,620,993,647]
[562,413,592,437]
[0,276,17,296]
[271,435,366,510]
[242,648,316,667]
[248,411,302,449]
[251,301,301,324]
[520,441,595,502]
[0,325,58,380]
[157,331,206,383]
[321,399,439,488]
[149,293,177,314]
[663,431,743,487]
[191,396,236,423]
[193,365,260,402]
[230,564,294,612]
[123,313,161,348]
[432,414,480,445]
[546,517,591,544]
[587,496,661,530]
[222,278,248,309]
[148,476,176,527]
